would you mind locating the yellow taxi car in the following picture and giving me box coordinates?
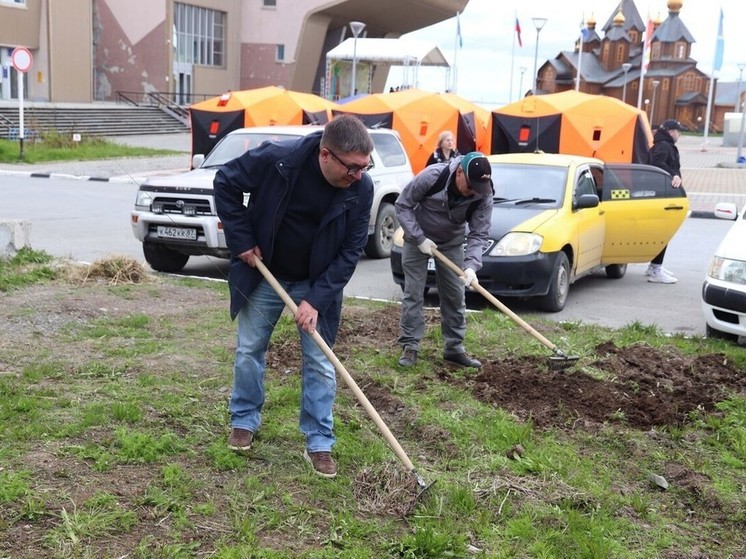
[390,152,689,311]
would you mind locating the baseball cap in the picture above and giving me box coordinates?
[460,152,493,196]
[661,119,682,131]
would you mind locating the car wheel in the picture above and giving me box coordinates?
[605,263,627,279]
[143,242,189,273]
[538,252,570,312]
[365,202,399,259]
[705,323,738,341]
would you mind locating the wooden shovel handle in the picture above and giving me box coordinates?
[430,248,561,353]
[253,258,418,472]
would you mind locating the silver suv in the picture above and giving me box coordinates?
[130,125,414,272]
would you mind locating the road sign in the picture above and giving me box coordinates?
[11,47,33,73]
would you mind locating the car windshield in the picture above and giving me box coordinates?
[491,163,568,208]
[202,133,303,167]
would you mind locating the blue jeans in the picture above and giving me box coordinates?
[230,278,336,452]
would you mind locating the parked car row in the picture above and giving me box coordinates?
[130,126,743,344]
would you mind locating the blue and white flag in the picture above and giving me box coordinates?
[713,8,724,72]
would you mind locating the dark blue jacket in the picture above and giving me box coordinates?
[213,132,373,345]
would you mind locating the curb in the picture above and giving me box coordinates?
[1,168,146,185]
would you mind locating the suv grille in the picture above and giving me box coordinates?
[152,197,212,215]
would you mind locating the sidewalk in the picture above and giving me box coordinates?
[676,134,746,216]
[1,132,744,214]
[0,133,192,184]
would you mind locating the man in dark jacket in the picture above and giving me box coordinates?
[647,119,683,284]
[213,115,374,478]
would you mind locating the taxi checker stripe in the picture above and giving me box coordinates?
[610,189,630,199]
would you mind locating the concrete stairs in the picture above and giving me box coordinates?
[0,104,190,139]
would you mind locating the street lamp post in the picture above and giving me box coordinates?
[518,66,527,99]
[531,17,548,93]
[737,63,746,163]
[621,63,632,104]
[650,80,660,128]
[349,21,366,98]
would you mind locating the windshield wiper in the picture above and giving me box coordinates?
[513,198,557,205]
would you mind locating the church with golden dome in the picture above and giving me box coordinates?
[535,0,726,132]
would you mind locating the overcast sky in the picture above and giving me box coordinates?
[384,0,744,109]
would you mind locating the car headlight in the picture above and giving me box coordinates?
[489,232,543,257]
[135,189,155,208]
[708,256,746,285]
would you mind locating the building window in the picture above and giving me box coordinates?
[684,73,695,92]
[663,78,669,91]
[174,2,225,67]
[651,43,660,60]
[628,30,638,43]
[276,44,285,62]
[616,45,624,63]
[0,0,27,4]
[676,42,686,59]
[263,0,277,6]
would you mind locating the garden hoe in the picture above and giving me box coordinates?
[254,258,434,497]
[431,248,580,370]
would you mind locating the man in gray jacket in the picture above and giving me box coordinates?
[395,152,493,368]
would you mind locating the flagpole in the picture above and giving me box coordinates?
[703,7,724,148]
[576,29,583,91]
[510,12,517,102]
[638,18,653,109]
[452,11,460,93]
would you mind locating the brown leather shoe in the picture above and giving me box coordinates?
[303,449,337,478]
[227,428,253,452]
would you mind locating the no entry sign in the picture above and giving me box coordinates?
[11,47,32,73]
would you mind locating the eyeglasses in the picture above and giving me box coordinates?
[326,148,373,176]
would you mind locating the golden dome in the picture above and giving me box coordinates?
[667,0,682,13]
[613,10,625,25]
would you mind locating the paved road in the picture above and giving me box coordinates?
[1,131,744,338]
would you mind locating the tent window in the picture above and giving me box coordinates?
[263,0,277,6]
[276,45,285,62]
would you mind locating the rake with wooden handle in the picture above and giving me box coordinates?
[253,258,433,492]
[431,248,579,370]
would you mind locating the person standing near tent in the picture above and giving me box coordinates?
[646,119,683,284]
[396,152,493,369]
[213,115,375,479]
[425,130,460,166]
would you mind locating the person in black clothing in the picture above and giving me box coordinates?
[425,130,460,166]
[646,119,683,284]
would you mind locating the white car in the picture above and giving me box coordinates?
[131,125,413,272]
[701,201,746,342]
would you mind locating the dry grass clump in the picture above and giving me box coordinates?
[67,255,150,285]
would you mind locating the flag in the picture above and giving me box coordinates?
[713,8,724,72]
[456,11,463,48]
[641,18,654,74]
[515,17,522,47]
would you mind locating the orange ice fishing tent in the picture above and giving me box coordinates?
[189,86,339,159]
[490,90,653,163]
[335,88,490,173]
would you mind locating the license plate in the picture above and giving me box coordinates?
[156,226,197,240]
[427,258,435,271]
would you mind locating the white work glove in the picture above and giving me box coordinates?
[461,268,478,289]
[418,238,437,256]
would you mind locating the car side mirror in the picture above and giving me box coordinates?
[575,193,599,210]
[192,154,205,169]
[713,202,738,221]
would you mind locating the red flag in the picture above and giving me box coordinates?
[515,17,523,47]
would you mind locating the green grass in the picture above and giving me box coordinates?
[0,250,744,558]
[0,131,180,163]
